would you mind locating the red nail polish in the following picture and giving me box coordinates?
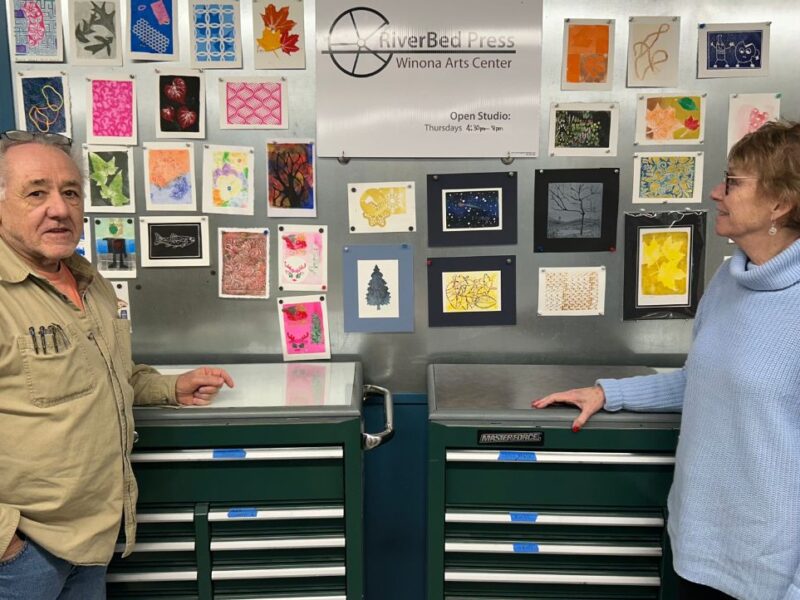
[572,425,581,433]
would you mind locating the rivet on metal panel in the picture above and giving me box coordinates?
[350,226,356,231]
[629,16,633,21]
[320,296,325,302]
[614,169,619,174]
[127,219,133,224]
[135,285,142,290]
[407,184,412,189]
[319,228,324,233]
[699,23,706,29]
[281,76,286,82]
[732,93,739,98]
[262,230,268,235]
[279,286,284,291]
[210,270,216,276]
[408,226,414,231]
[508,171,516,178]
[605,149,610,154]
[350,187,356,193]
[338,152,350,165]
[506,258,513,265]
[402,243,408,249]
[129,74,134,79]
[344,247,349,252]
[278,299,283,304]
[501,153,514,165]
[426,259,432,266]
[278,226,284,231]
[601,266,606,271]
[432,174,439,181]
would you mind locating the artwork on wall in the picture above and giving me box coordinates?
[189,0,242,69]
[252,0,306,70]
[342,244,414,333]
[87,75,137,145]
[697,22,770,78]
[77,217,93,263]
[634,93,705,145]
[427,255,516,327]
[14,71,71,137]
[727,93,780,154]
[277,224,328,292]
[427,172,517,247]
[632,152,704,204]
[623,211,706,320]
[9,0,63,62]
[561,18,614,91]
[155,69,205,139]
[126,0,178,61]
[627,16,680,88]
[347,181,416,234]
[83,145,135,213]
[68,0,122,66]
[548,102,619,157]
[139,216,210,267]
[94,217,137,279]
[277,295,331,361]
[537,266,606,317]
[218,77,288,129]
[202,145,255,215]
[112,281,132,325]
[218,228,270,299]
[533,168,619,253]
[143,142,197,211]
[267,140,316,218]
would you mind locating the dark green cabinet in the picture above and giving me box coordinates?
[427,364,681,600]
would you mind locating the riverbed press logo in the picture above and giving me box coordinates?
[323,7,517,78]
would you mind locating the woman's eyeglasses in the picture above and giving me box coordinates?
[0,130,73,147]
[724,170,758,195]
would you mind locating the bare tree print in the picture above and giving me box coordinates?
[547,182,603,238]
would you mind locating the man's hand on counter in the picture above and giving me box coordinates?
[175,367,235,406]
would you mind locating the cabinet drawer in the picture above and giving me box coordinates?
[446,450,674,508]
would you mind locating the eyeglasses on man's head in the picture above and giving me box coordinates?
[0,130,73,148]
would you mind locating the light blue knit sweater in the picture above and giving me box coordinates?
[599,239,800,600]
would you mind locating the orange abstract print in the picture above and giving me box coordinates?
[148,149,190,189]
[566,24,610,84]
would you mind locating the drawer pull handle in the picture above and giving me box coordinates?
[227,508,258,519]
[214,448,246,459]
[498,451,537,462]
[444,571,660,586]
[509,512,538,522]
[512,542,540,553]
[132,447,343,462]
[212,565,345,581]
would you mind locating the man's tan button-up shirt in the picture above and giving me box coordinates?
[0,237,179,565]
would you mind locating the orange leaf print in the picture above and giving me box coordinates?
[261,5,295,34]
[280,30,300,55]
[258,4,297,53]
[149,150,190,189]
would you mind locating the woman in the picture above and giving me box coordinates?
[532,120,800,600]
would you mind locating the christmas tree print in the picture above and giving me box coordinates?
[311,313,322,344]
[365,265,391,310]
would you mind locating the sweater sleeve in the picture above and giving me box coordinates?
[130,364,180,407]
[598,368,686,412]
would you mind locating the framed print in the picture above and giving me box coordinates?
[635,93,705,145]
[267,139,316,218]
[561,18,614,91]
[83,145,135,213]
[427,255,516,327]
[253,0,306,70]
[623,211,706,320]
[202,144,255,215]
[68,0,122,66]
[77,217,93,263]
[632,152,704,204]
[155,69,205,139]
[94,217,137,279]
[548,102,619,157]
[218,77,288,129]
[218,228,270,299]
[698,22,770,78]
[143,142,197,211]
[277,224,328,292]
[533,168,619,253]
[127,0,179,61]
[348,181,416,234]
[727,92,780,154]
[342,244,414,333]
[139,216,210,267]
[189,0,242,69]
[538,266,606,317]
[427,172,517,247]
[86,75,137,145]
[627,16,680,88]
[277,295,331,361]
[14,71,71,137]
[8,0,63,62]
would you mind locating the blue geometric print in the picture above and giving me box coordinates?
[706,30,763,70]
[193,3,237,63]
[130,0,175,55]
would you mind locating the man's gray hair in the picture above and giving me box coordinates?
[0,136,82,201]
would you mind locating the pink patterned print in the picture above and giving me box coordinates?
[92,80,134,138]
[221,231,268,297]
[281,300,326,355]
[225,81,282,126]
[22,2,45,46]
[747,108,769,133]
[150,0,171,25]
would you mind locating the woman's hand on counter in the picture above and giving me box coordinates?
[176,367,235,406]
[531,385,606,432]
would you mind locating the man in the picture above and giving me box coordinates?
[0,131,234,599]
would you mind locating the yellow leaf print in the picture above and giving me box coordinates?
[257,28,282,53]
[640,230,689,296]
[656,260,686,292]
[641,236,662,267]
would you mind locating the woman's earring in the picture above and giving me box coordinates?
[769,221,778,236]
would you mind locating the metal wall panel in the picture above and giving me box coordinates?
[3,1,797,392]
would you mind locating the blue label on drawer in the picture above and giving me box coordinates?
[512,542,540,553]
[213,448,246,459]
[497,451,537,462]
[509,512,538,522]
[227,508,257,519]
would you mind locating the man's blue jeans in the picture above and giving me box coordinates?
[0,537,106,600]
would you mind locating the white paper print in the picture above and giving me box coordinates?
[347,181,417,233]
[139,216,210,268]
[143,142,197,212]
[68,0,123,66]
[727,93,780,155]
[627,16,680,88]
[698,22,770,79]
[632,152,704,204]
[357,259,400,319]
[82,145,136,214]
[634,93,706,146]
[14,71,72,138]
[86,75,138,145]
[278,225,328,292]
[202,144,255,216]
[538,267,605,316]
[218,77,288,130]
[561,18,615,91]
[548,102,619,157]
[252,0,307,70]
[189,0,243,69]
[111,281,132,327]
